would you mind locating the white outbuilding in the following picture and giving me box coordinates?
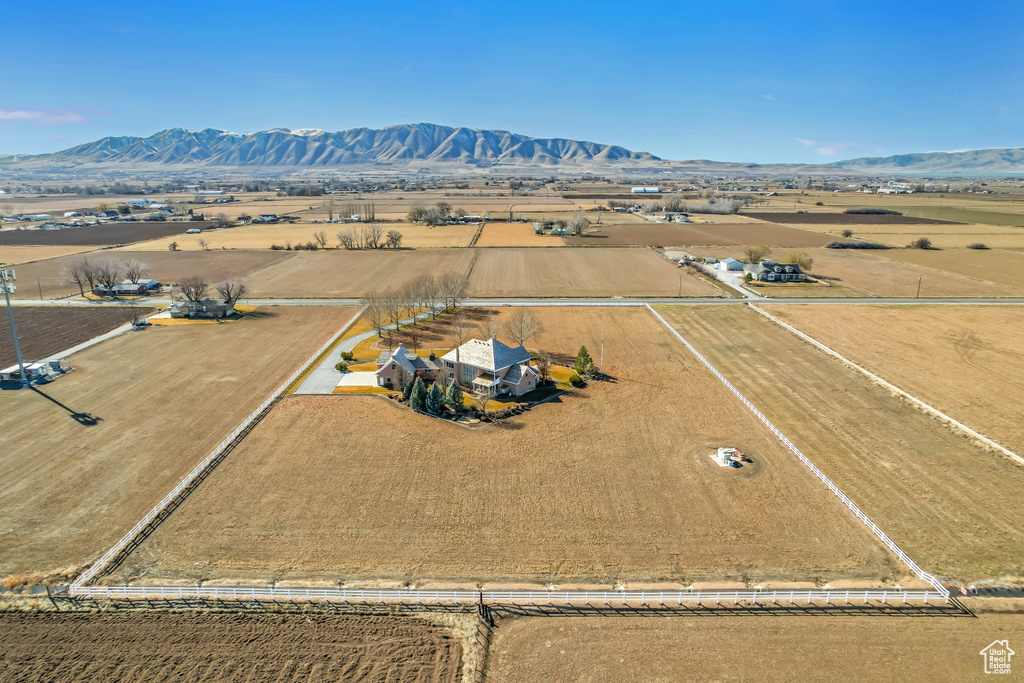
[717,257,744,271]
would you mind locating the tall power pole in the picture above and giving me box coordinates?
[1,268,28,387]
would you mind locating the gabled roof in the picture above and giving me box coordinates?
[441,338,531,372]
[376,344,438,376]
[503,362,538,384]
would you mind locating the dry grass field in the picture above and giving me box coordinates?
[797,222,1024,249]
[488,604,1024,683]
[745,212,955,225]
[121,222,478,251]
[874,248,1024,290]
[109,307,895,587]
[0,306,351,581]
[0,612,462,683]
[8,250,294,299]
[690,247,1021,297]
[247,249,477,298]
[770,305,1024,454]
[0,245,97,265]
[467,248,714,297]
[565,221,843,247]
[658,306,1024,583]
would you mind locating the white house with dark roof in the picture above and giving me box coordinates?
[440,337,538,397]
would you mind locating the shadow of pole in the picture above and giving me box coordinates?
[30,387,102,426]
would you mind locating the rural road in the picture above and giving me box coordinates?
[9,296,1024,307]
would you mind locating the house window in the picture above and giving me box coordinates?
[448,372,453,378]
[767,274,775,281]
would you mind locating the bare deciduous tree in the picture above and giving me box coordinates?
[363,224,384,249]
[216,279,247,304]
[436,201,452,217]
[742,244,771,264]
[439,273,469,312]
[782,250,814,272]
[534,352,551,383]
[93,258,124,288]
[123,258,148,284]
[503,308,544,347]
[313,230,328,248]
[168,241,179,251]
[362,291,388,337]
[337,230,355,249]
[383,288,403,333]
[449,313,474,347]
[385,230,403,249]
[567,213,591,236]
[197,238,209,251]
[175,276,209,302]
[63,257,94,295]
[476,314,500,340]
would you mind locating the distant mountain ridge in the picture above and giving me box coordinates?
[0,124,660,170]
[835,147,1024,175]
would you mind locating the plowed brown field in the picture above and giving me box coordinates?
[564,221,844,247]
[110,307,894,587]
[489,604,1024,682]
[658,305,1024,583]
[0,612,462,683]
[0,306,352,581]
[771,305,1024,455]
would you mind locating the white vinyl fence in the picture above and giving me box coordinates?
[69,585,947,606]
[71,308,365,590]
[645,305,948,598]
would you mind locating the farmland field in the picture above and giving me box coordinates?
[0,221,208,246]
[793,223,1024,249]
[658,305,1024,583]
[121,221,477,250]
[247,249,477,298]
[0,245,97,265]
[0,306,352,581]
[564,221,844,247]
[475,222,557,246]
[688,246,1022,297]
[467,248,714,297]
[873,247,1024,290]
[488,604,1024,683]
[0,612,462,683]
[0,305,154,367]
[109,307,895,587]
[744,212,956,225]
[770,305,1024,454]
[8,250,294,299]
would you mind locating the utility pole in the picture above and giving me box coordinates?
[1,268,28,387]
[37,276,42,300]
[916,277,922,299]
[600,330,604,376]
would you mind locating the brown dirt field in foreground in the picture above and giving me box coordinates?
[247,249,477,298]
[7,250,294,299]
[689,247,1021,297]
[0,306,352,580]
[111,307,894,586]
[0,305,154,368]
[488,607,1024,683]
[0,612,461,683]
[659,306,1024,583]
[468,248,715,297]
[772,305,1024,455]
[0,245,97,265]
[565,221,844,247]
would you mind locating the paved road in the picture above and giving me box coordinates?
[9,296,1024,307]
[292,307,429,395]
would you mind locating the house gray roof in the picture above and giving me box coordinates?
[376,345,438,375]
[503,362,537,384]
[441,338,531,372]
[743,260,802,275]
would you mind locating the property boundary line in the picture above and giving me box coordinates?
[644,304,949,598]
[68,585,947,606]
[70,307,367,590]
[749,305,1024,466]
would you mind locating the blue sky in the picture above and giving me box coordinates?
[2,0,1021,162]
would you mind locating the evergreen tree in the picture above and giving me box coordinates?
[574,345,594,377]
[402,376,414,401]
[410,376,427,412]
[426,382,445,416]
[445,380,464,413]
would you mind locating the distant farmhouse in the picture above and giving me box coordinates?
[743,260,805,282]
[376,337,538,397]
[168,298,235,319]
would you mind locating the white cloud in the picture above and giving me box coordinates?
[0,107,91,124]
[763,94,776,101]
[814,141,852,157]
[795,137,817,146]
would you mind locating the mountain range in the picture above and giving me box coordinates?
[0,124,659,172]
[0,124,1019,176]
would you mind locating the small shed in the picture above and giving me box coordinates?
[717,258,744,271]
